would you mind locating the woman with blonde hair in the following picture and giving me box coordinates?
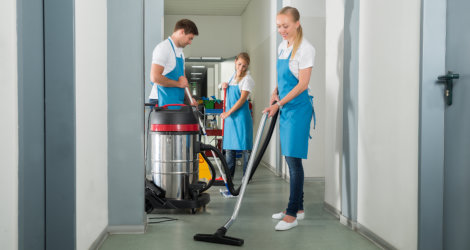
[221,52,254,177]
[264,6,316,231]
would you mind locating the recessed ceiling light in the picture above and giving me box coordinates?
[201,57,222,60]
[192,65,205,68]
[191,72,203,75]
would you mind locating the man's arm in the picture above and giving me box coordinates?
[150,64,187,88]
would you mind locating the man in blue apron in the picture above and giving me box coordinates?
[149,19,198,106]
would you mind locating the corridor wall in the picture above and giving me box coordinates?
[324,0,344,212]
[75,0,109,248]
[356,1,420,249]
[0,0,19,248]
[164,15,242,59]
[241,0,280,174]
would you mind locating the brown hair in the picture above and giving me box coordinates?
[174,19,199,35]
[278,6,303,59]
[235,52,250,82]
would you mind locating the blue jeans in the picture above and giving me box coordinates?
[225,150,251,177]
[285,156,304,217]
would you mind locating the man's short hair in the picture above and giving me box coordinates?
[174,19,199,35]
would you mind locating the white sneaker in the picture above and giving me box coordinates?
[275,219,298,231]
[272,211,305,220]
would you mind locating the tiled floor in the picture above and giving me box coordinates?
[100,167,380,250]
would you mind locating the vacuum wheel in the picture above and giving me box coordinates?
[145,198,153,213]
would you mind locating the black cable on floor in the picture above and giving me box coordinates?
[147,217,178,224]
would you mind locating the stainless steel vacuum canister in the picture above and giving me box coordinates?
[149,104,200,200]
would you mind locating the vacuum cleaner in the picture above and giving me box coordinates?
[145,103,216,214]
[145,94,279,215]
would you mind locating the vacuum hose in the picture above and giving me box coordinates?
[248,108,279,182]
[199,143,241,196]
[198,107,279,196]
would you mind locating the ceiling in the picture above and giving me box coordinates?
[165,0,252,16]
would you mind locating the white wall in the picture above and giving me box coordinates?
[0,0,18,249]
[75,0,108,249]
[241,0,279,171]
[219,60,235,98]
[324,0,344,211]
[357,1,420,249]
[164,15,242,58]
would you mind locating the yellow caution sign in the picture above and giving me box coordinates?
[198,154,213,181]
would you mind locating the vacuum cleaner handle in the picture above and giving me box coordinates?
[185,87,207,135]
[160,104,186,108]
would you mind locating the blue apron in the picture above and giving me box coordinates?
[153,38,185,107]
[222,74,253,151]
[277,50,315,159]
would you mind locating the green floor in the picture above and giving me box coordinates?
[100,167,379,250]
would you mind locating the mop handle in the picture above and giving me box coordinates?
[224,112,269,229]
[185,87,207,135]
[185,87,229,185]
[222,87,227,138]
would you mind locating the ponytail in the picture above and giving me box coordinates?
[292,25,303,59]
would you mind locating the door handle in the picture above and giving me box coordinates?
[438,71,459,105]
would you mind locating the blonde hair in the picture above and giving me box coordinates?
[235,52,250,82]
[278,6,303,59]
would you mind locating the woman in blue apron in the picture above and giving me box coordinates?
[221,53,254,177]
[264,6,316,231]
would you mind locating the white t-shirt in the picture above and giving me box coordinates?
[277,38,315,79]
[228,71,255,95]
[149,37,185,99]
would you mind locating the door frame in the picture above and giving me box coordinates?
[17,0,77,248]
[418,0,447,249]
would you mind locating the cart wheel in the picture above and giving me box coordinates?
[145,199,153,213]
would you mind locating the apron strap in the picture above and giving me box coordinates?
[309,95,316,139]
[168,37,177,57]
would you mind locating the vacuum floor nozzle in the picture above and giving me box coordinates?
[194,227,244,246]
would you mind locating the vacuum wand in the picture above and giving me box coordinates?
[194,112,269,246]
[223,112,268,228]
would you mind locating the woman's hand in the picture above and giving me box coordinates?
[222,82,229,89]
[263,104,279,118]
[220,112,230,119]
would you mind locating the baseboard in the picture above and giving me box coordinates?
[356,223,397,250]
[340,214,358,230]
[107,225,146,235]
[260,160,278,175]
[304,177,325,182]
[336,214,396,250]
[89,226,109,250]
[323,202,340,219]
